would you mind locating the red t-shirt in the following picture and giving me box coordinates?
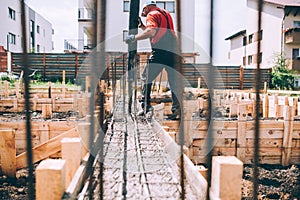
[146,8,176,44]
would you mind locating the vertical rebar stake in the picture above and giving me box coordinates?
[20,1,35,199]
[253,0,263,199]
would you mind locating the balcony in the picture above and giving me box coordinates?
[78,8,93,21]
[64,39,93,52]
[285,27,300,44]
[289,58,300,71]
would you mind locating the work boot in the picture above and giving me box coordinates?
[167,109,180,120]
[138,106,153,116]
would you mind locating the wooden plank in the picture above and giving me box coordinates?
[210,156,243,200]
[282,106,294,166]
[237,104,247,162]
[263,94,269,118]
[247,120,284,129]
[4,81,9,98]
[42,104,52,119]
[191,120,238,130]
[244,156,281,165]
[291,120,300,131]
[191,129,237,139]
[162,120,180,132]
[290,146,300,156]
[245,147,282,156]
[193,138,236,148]
[292,139,300,147]
[61,137,82,187]
[63,153,93,200]
[193,147,236,157]
[15,139,40,155]
[16,127,78,170]
[0,129,16,177]
[39,122,50,144]
[36,159,66,200]
[290,156,300,164]
[246,138,282,148]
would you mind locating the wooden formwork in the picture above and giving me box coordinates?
[158,89,300,166]
[0,121,77,155]
[189,117,300,165]
[0,121,78,175]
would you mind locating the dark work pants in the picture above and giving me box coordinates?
[140,49,181,113]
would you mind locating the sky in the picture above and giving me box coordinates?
[25,0,78,53]
[25,0,246,65]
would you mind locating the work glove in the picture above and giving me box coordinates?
[125,35,135,43]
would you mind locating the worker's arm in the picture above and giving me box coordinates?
[124,28,156,43]
[135,28,156,40]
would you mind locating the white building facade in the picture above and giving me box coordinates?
[0,0,53,53]
[77,0,202,62]
[226,0,300,69]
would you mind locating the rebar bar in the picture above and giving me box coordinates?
[20,1,35,199]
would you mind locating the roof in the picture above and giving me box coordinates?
[225,30,246,40]
[264,0,300,7]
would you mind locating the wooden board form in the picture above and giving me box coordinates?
[188,119,300,165]
[0,121,77,154]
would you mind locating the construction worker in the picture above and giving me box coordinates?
[125,0,181,120]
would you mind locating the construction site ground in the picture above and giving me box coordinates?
[0,163,299,199]
[0,111,299,199]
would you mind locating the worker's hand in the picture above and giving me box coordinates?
[124,35,135,43]
[138,17,145,29]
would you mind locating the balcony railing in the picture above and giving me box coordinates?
[64,39,93,51]
[78,8,93,20]
[284,27,300,44]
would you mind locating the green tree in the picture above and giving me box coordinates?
[270,54,296,90]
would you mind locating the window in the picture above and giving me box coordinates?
[8,33,16,44]
[124,0,130,12]
[37,25,40,34]
[8,7,15,20]
[248,34,253,44]
[30,20,35,52]
[243,56,246,66]
[37,44,40,53]
[165,1,175,13]
[243,36,247,46]
[248,55,253,65]
[294,21,300,28]
[292,48,299,59]
[157,1,175,13]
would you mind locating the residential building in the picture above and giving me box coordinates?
[0,0,54,53]
[225,0,300,70]
[76,0,202,63]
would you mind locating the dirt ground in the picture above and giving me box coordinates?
[242,164,300,199]
[0,164,299,199]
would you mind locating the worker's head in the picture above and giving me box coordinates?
[141,0,156,17]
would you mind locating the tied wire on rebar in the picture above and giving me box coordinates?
[20,1,35,199]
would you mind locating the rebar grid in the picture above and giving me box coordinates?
[86,97,198,199]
